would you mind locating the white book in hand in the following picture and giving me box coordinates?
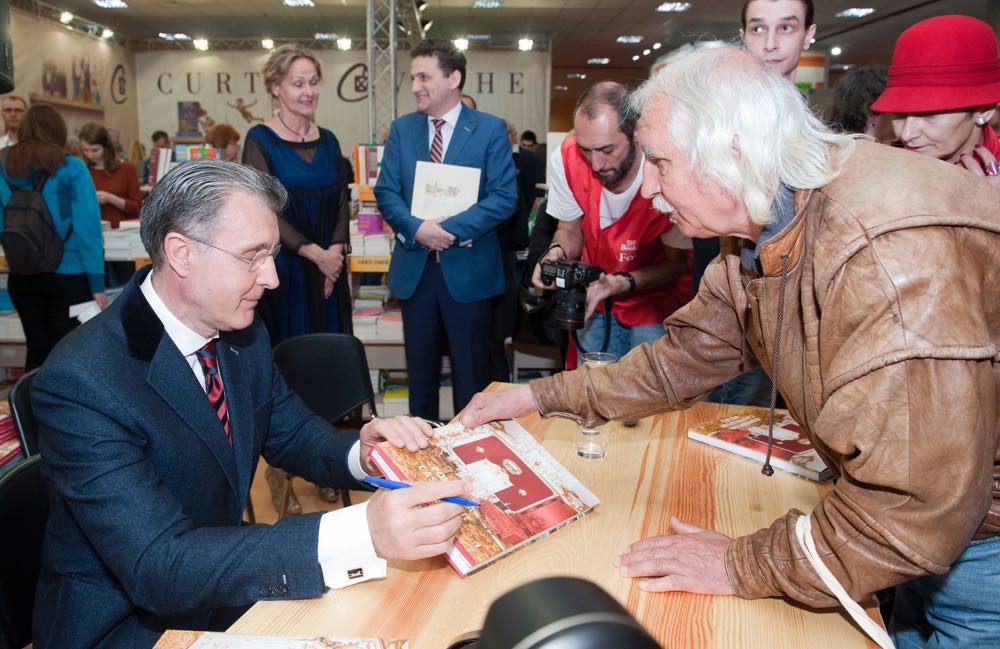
[410,161,481,220]
[687,407,832,482]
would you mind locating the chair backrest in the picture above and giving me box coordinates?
[272,333,378,427]
[0,455,48,649]
[7,368,39,457]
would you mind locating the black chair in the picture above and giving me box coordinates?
[0,455,48,649]
[7,368,39,457]
[272,333,379,516]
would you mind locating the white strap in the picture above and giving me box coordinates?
[794,515,895,649]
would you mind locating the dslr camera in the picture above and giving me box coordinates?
[539,259,603,330]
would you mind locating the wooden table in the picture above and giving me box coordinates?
[228,400,880,648]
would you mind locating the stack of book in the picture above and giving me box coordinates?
[351,306,381,340]
[0,410,23,475]
[0,312,25,343]
[147,147,175,186]
[102,222,146,261]
[381,380,410,417]
[363,233,392,256]
[376,308,403,341]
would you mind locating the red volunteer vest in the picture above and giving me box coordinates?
[561,136,692,327]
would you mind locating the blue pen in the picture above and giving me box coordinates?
[363,476,480,507]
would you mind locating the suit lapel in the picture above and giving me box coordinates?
[146,340,241,502]
[412,112,430,161]
[445,106,476,164]
[120,271,241,503]
[216,340,255,509]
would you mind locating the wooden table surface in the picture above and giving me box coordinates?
[228,399,880,649]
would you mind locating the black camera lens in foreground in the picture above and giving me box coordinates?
[538,259,604,331]
[458,576,660,649]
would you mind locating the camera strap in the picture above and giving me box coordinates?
[571,297,614,355]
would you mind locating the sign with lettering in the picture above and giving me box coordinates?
[135,50,550,152]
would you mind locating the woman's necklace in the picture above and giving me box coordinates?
[277,111,309,143]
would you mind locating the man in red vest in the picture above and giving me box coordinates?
[531,81,691,363]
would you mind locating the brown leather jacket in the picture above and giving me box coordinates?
[530,141,1000,608]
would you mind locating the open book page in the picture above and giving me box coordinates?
[369,420,600,576]
[687,407,832,482]
[410,161,481,220]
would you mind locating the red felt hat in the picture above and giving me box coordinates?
[871,15,1000,114]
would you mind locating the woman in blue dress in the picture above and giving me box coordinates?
[243,44,352,346]
[243,45,353,512]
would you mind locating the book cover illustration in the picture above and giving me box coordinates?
[157,631,407,649]
[687,407,832,482]
[369,420,600,576]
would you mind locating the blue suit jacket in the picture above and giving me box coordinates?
[31,268,359,649]
[374,105,517,302]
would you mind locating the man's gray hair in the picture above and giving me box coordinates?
[140,159,287,268]
[630,46,857,225]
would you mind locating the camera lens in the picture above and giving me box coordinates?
[553,287,588,330]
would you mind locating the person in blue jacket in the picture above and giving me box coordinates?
[0,104,106,370]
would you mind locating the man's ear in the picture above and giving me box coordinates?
[449,69,462,92]
[803,24,817,51]
[163,232,195,278]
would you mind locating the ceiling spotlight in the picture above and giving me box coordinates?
[587,58,609,65]
[518,38,533,52]
[553,84,568,91]
[261,38,274,49]
[632,54,640,61]
[617,35,642,44]
[92,0,128,8]
[835,8,875,18]
[810,38,816,44]
[652,42,661,50]
[337,37,352,50]
[421,18,433,32]
[454,37,469,51]
[417,0,428,10]
[282,0,315,6]
[830,46,842,56]
[193,38,209,51]
[642,48,651,55]
[656,2,691,12]
[567,73,586,80]
[59,11,74,23]
[101,28,114,39]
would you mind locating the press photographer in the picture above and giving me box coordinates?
[532,81,692,366]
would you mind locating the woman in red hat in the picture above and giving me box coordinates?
[872,15,1000,186]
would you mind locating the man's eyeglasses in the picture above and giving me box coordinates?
[188,236,281,272]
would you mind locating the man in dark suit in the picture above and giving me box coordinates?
[31,160,471,648]
[375,39,517,420]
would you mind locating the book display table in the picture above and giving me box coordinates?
[227,393,883,648]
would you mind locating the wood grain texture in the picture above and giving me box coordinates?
[228,398,881,649]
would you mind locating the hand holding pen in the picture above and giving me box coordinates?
[364,477,474,560]
[364,476,480,507]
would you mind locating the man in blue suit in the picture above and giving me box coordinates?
[375,39,518,420]
[31,160,471,648]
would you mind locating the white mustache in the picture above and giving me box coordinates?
[652,194,677,214]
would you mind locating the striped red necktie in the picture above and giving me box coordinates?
[195,340,232,447]
[430,118,445,163]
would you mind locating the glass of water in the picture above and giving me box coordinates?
[576,351,617,458]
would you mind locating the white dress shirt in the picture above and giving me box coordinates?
[426,101,464,161]
[139,271,386,588]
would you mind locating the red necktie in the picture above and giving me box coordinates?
[195,340,232,447]
[430,118,445,163]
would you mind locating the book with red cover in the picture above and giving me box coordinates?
[368,420,599,576]
[687,407,832,482]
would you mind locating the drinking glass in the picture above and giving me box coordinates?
[576,351,617,458]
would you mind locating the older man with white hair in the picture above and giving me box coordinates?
[463,46,1000,648]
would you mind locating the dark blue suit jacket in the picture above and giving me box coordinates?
[31,268,359,648]
[374,105,517,302]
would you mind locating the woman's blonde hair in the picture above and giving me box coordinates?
[263,45,322,95]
